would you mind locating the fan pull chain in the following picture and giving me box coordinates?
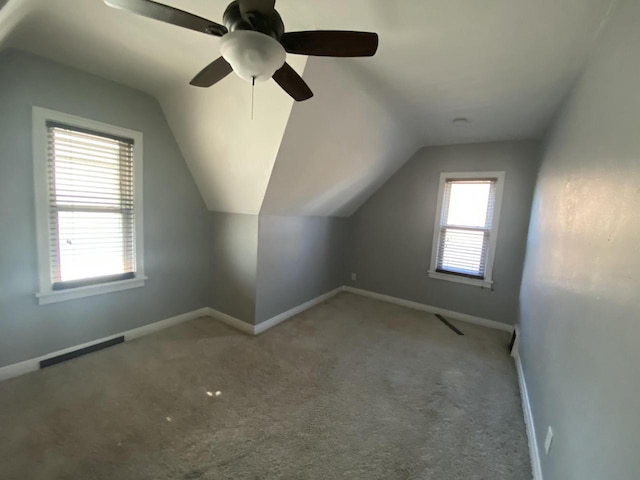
[251,76,255,121]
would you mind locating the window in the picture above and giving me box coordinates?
[33,107,145,304]
[428,171,505,288]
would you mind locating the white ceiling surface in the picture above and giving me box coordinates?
[336,0,615,146]
[2,0,613,215]
[262,0,614,216]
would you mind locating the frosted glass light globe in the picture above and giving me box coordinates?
[220,30,286,82]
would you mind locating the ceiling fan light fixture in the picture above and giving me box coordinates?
[220,30,286,82]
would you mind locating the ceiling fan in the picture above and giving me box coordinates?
[104,0,379,101]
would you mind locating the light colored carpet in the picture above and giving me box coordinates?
[0,292,531,479]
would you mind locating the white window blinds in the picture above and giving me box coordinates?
[46,122,136,289]
[436,178,497,279]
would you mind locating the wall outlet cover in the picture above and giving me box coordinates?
[351,273,357,281]
[544,426,554,455]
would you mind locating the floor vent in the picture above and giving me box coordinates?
[39,336,124,369]
[435,314,464,336]
[509,329,518,354]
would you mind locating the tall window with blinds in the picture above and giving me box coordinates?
[47,123,136,289]
[429,172,505,288]
[33,108,145,304]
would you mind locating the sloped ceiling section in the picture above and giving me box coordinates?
[160,55,305,214]
[1,0,614,217]
[0,0,32,45]
[261,57,420,217]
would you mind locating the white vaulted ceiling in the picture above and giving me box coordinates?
[1,0,614,215]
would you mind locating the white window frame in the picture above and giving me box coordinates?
[428,171,505,288]
[32,107,146,305]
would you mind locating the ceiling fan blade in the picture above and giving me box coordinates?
[104,0,227,36]
[238,0,275,16]
[280,31,379,57]
[190,57,234,87]
[272,63,313,102]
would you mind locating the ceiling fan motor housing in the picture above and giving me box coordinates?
[223,1,284,40]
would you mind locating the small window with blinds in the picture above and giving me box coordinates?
[428,172,505,288]
[33,108,145,304]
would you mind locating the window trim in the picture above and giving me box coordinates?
[32,107,146,305]
[428,171,505,289]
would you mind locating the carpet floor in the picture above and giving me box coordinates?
[0,292,531,479]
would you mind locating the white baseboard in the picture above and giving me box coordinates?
[125,307,210,341]
[0,307,210,383]
[343,286,514,333]
[205,307,254,335]
[0,356,43,383]
[206,287,344,336]
[254,287,343,335]
[515,351,543,480]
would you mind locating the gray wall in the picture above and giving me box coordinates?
[209,212,258,324]
[255,215,349,324]
[350,141,539,325]
[0,50,210,368]
[518,0,640,478]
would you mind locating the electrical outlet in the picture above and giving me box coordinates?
[351,272,357,281]
[544,426,554,455]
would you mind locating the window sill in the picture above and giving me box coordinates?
[427,271,493,289]
[36,276,147,305]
